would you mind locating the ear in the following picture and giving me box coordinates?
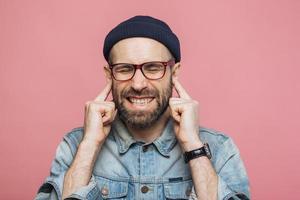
[171,62,181,79]
[103,64,112,81]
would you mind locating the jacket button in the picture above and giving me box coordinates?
[142,146,148,152]
[141,185,149,193]
[101,187,109,196]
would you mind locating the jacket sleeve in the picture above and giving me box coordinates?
[216,138,250,200]
[215,137,250,200]
[34,133,101,200]
[189,137,250,200]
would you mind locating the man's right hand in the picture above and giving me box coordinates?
[83,79,117,144]
[62,80,117,199]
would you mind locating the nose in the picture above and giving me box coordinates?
[130,69,148,91]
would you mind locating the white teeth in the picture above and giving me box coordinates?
[129,98,153,104]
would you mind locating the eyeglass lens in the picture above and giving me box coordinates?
[112,62,166,81]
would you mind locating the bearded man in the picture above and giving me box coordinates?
[35,16,250,200]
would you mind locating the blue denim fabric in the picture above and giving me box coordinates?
[35,117,250,200]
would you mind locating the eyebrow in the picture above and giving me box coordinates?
[111,57,174,65]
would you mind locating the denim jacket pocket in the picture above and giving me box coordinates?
[96,176,129,199]
[163,179,193,199]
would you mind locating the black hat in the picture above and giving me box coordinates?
[103,15,181,63]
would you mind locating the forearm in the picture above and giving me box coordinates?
[189,156,218,200]
[182,141,218,200]
[62,139,103,199]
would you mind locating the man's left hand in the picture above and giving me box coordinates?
[169,77,203,151]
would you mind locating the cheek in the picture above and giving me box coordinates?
[112,81,128,99]
[151,75,172,94]
[112,82,121,99]
[150,82,170,100]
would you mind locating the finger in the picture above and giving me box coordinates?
[169,103,184,114]
[94,101,115,109]
[169,97,190,105]
[172,78,191,100]
[85,101,114,118]
[94,79,112,101]
[101,106,115,125]
[169,103,181,123]
[104,109,118,124]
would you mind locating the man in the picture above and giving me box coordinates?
[35,15,250,200]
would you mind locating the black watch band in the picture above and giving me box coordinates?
[183,143,212,163]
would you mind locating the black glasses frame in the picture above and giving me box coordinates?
[109,59,175,81]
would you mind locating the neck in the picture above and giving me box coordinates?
[126,108,171,143]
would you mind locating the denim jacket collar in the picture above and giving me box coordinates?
[112,116,177,157]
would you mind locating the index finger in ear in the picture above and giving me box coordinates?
[94,79,112,101]
[172,78,191,100]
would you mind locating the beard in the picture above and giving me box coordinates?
[112,77,172,129]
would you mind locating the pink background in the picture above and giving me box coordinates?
[1,0,299,199]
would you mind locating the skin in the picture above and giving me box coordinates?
[62,37,218,200]
[106,37,175,142]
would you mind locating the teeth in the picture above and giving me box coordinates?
[129,98,153,104]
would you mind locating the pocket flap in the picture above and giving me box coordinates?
[97,176,128,199]
[164,179,193,199]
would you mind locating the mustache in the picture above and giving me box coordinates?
[121,88,159,98]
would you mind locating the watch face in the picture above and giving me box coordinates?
[204,143,212,159]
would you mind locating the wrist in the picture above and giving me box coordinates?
[180,140,204,152]
[74,139,104,168]
[82,132,106,146]
[80,138,104,150]
[184,142,212,163]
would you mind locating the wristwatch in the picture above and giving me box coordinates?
[184,143,212,163]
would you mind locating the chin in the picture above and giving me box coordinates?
[118,106,163,129]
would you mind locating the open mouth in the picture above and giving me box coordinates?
[126,96,155,105]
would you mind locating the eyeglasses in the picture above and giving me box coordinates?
[109,59,175,81]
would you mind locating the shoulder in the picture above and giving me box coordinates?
[199,126,232,145]
[64,126,84,141]
[61,126,84,156]
[198,126,241,162]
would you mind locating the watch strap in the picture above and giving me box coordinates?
[184,143,212,163]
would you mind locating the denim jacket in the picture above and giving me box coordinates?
[35,117,250,200]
